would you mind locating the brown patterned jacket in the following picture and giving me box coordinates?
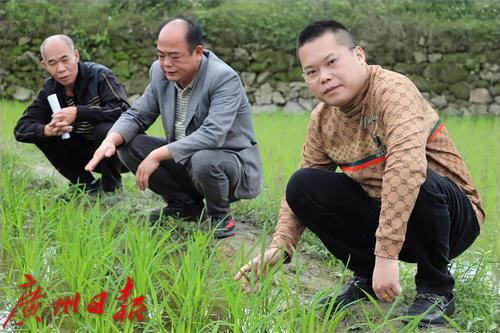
[271,65,484,260]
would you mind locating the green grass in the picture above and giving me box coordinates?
[1,100,499,332]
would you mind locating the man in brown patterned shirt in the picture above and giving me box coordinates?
[235,20,484,326]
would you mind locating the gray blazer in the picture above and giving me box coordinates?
[110,50,263,199]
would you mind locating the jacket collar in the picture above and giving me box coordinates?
[54,61,86,103]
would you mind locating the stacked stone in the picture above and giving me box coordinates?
[4,39,499,116]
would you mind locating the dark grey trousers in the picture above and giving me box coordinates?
[117,134,241,218]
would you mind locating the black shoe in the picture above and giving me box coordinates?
[94,186,124,205]
[210,215,236,239]
[86,178,102,193]
[406,293,455,327]
[100,181,122,194]
[318,276,376,311]
[57,179,101,202]
[149,200,205,225]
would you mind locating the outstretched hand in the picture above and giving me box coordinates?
[85,141,116,172]
[234,247,284,294]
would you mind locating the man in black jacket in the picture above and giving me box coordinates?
[14,35,129,194]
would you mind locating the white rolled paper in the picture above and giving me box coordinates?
[47,94,70,139]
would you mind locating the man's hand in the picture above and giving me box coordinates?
[51,106,77,124]
[135,147,171,191]
[43,122,73,137]
[234,247,283,294]
[372,256,402,302]
[85,141,117,172]
[136,154,160,191]
[86,133,124,172]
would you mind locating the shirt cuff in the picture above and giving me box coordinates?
[270,234,295,264]
[36,124,46,138]
[374,237,403,260]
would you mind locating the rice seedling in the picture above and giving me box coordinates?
[1,100,498,331]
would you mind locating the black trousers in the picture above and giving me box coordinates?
[34,122,123,192]
[286,168,480,297]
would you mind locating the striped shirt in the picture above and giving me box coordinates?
[174,81,194,141]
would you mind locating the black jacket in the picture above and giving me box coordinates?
[14,61,130,143]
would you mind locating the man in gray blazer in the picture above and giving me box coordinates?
[86,17,262,238]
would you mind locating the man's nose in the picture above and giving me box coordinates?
[319,66,333,83]
[161,56,173,68]
[56,62,66,73]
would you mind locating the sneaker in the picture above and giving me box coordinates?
[149,200,205,225]
[318,276,376,311]
[406,293,455,327]
[211,215,236,239]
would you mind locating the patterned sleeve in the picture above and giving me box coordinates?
[270,105,336,262]
[376,81,428,259]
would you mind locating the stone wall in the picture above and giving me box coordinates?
[1,1,499,115]
[208,36,500,116]
[5,42,499,116]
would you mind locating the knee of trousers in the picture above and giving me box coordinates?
[189,150,225,181]
[285,168,316,214]
[117,144,139,174]
[35,139,61,152]
[92,122,114,144]
[410,170,449,223]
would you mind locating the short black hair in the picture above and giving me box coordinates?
[157,16,204,53]
[296,20,357,65]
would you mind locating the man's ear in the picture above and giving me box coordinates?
[74,49,80,62]
[194,45,203,57]
[41,60,48,71]
[354,46,366,63]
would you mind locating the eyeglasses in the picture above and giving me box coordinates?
[301,47,356,83]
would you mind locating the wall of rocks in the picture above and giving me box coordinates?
[211,37,500,116]
[5,38,499,117]
[2,1,499,116]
